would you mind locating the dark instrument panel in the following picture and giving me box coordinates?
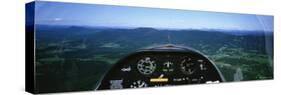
[97,44,224,90]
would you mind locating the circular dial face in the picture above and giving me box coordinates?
[137,57,156,75]
[130,80,148,88]
[180,57,199,75]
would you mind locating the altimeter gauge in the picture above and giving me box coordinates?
[180,57,199,75]
[137,57,156,75]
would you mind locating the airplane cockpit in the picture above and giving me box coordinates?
[97,44,225,90]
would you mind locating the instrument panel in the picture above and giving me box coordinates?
[97,45,224,90]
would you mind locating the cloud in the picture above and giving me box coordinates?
[53,18,62,21]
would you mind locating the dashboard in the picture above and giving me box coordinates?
[97,44,225,90]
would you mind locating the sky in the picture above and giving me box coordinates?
[34,1,273,31]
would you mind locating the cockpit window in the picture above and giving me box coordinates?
[31,1,273,93]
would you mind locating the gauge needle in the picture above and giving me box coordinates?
[159,74,164,78]
[139,82,145,87]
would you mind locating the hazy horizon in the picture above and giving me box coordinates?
[34,1,273,32]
